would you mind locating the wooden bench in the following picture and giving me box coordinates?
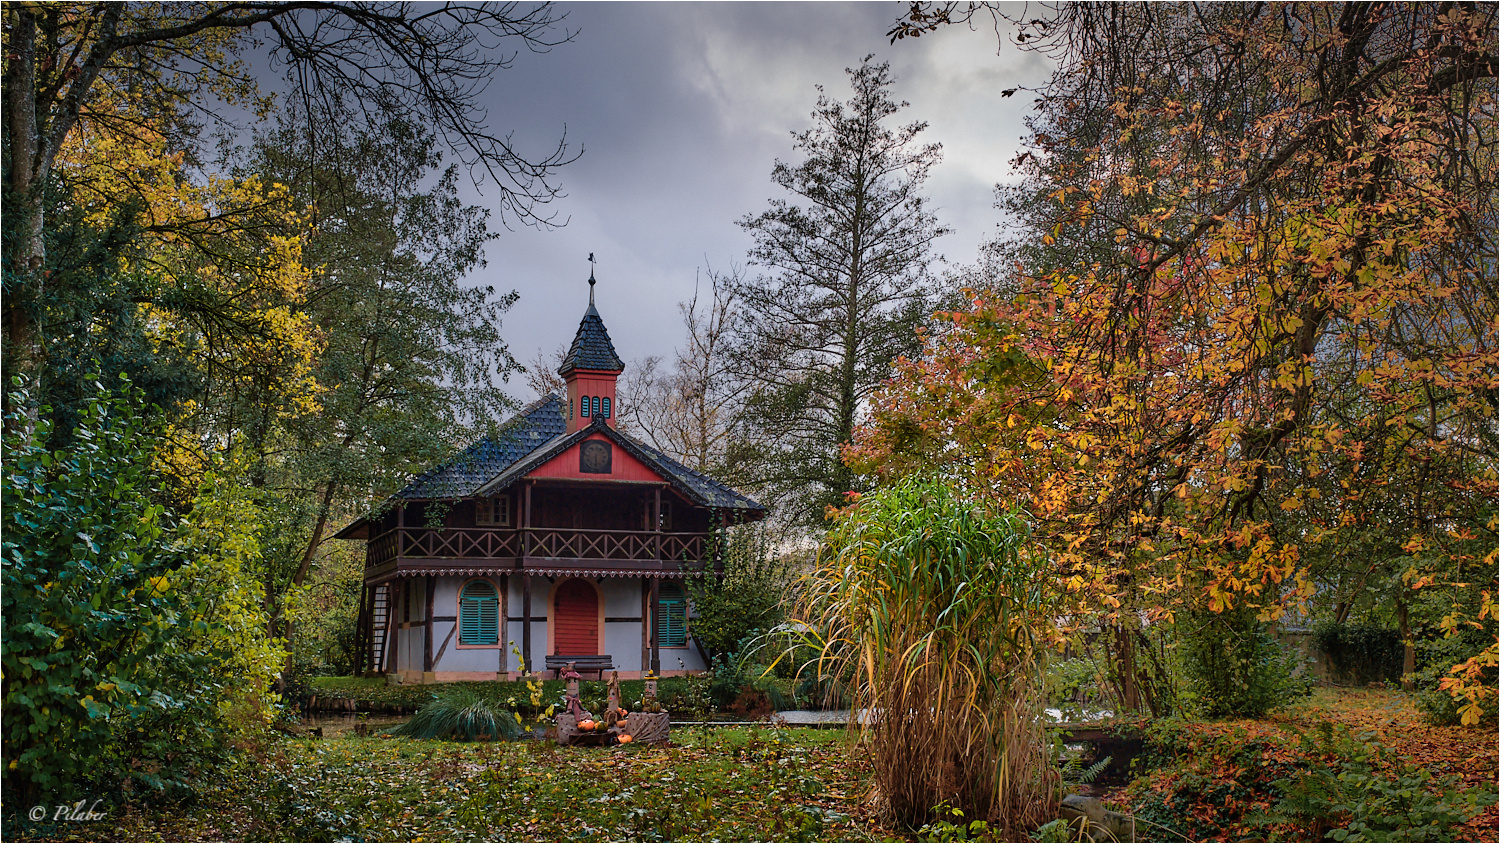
[545,654,615,679]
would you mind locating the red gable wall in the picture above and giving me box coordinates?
[526,432,664,482]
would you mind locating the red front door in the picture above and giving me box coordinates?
[553,579,599,654]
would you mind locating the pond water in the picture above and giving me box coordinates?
[1045,706,1115,723]
[298,713,410,737]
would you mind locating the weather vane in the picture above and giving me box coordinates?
[588,252,597,303]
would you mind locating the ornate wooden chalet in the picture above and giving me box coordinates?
[335,273,766,682]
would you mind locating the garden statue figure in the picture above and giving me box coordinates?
[606,670,622,713]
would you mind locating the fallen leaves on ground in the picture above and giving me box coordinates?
[17,727,895,843]
[1103,687,1498,842]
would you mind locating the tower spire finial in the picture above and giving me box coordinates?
[587,252,597,305]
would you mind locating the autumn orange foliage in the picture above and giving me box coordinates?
[853,3,1496,717]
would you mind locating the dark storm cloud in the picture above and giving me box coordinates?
[442,2,1051,399]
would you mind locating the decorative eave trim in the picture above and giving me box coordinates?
[522,568,695,579]
[369,567,705,584]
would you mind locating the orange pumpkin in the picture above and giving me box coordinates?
[578,719,595,731]
[618,734,633,744]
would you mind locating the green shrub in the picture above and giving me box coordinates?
[685,522,790,664]
[2,382,280,804]
[1176,606,1312,718]
[1046,658,1102,706]
[795,672,850,710]
[388,686,528,741]
[1413,629,1499,726]
[707,650,751,708]
[1259,723,1493,841]
[1312,622,1403,686]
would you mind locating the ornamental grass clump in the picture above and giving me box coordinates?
[792,479,1059,835]
[389,686,528,741]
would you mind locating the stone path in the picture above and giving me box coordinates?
[774,709,877,727]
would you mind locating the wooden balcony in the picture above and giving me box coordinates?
[365,526,711,570]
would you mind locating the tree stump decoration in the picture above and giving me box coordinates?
[623,711,669,744]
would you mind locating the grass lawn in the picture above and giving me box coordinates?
[27,727,892,843]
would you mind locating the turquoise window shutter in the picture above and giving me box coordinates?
[602,396,611,418]
[657,582,687,647]
[581,395,590,417]
[459,581,499,645]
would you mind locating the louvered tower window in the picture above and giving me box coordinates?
[459,580,499,645]
[657,581,688,647]
[580,395,590,417]
[601,396,611,418]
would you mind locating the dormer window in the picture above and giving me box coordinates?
[476,495,510,526]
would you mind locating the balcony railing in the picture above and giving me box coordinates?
[366,526,710,568]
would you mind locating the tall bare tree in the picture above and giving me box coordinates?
[628,266,747,473]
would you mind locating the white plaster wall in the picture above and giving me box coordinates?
[427,575,509,673]
[603,577,644,672]
[396,624,422,673]
[505,575,547,671]
[466,575,711,675]
[505,620,549,672]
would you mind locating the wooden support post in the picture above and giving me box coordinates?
[640,579,650,674]
[522,482,533,674]
[522,573,533,676]
[523,482,532,557]
[649,576,661,676]
[353,583,369,674]
[423,576,435,677]
[653,486,662,561]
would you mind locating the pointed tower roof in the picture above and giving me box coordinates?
[557,271,624,375]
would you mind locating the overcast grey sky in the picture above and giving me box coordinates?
[437,2,1052,401]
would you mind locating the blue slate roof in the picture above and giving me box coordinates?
[392,394,567,500]
[629,436,766,513]
[334,394,765,541]
[557,302,624,375]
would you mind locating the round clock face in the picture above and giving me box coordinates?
[580,440,611,474]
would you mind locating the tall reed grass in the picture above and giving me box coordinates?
[789,479,1058,834]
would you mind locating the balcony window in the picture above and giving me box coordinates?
[476,496,510,526]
